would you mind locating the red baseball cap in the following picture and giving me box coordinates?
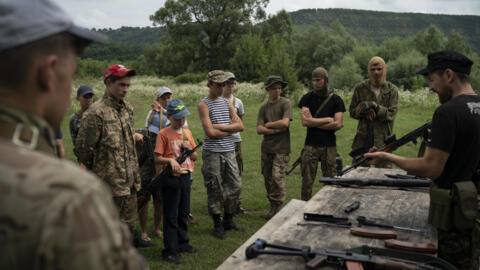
[103,64,136,83]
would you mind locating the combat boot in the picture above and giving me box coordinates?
[265,202,282,220]
[211,214,226,239]
[223,213,245,232]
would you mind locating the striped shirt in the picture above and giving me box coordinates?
[202,97,234,152]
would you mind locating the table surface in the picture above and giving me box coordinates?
[217,167,436,270]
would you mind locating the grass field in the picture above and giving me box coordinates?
[61,76,438,270]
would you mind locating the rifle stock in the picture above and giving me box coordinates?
[338,121,431,176]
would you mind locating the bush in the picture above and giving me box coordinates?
[173,73,206,84]
[329,55,363,90]
[76,58,112,78]
[388,50,427,90]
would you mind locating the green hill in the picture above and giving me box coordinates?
[290,8,480,53]
[84,8,480,61]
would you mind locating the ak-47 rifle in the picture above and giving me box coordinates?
[245,239,450,270]
[137,140,203,211]
[286,155,302,175]
[319,177,431,188]
[338,121,431,176]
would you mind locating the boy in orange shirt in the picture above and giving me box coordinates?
[155,99,198,264]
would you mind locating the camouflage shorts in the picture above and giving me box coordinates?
[301,145,337,201]
[201,150,241,215]
[113,193,137,233]
[261,152,289,203]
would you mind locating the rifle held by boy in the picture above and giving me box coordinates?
[137,140,203,211]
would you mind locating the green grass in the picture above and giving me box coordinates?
[61,76,438,270]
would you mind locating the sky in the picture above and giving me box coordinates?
[52,0,480,30]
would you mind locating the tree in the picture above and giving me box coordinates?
[329,55,363,90]
[230,33,267,82]
[445,30,472,55]
[411,25,445,55]
[150,0,268,72]
[258,9,293,43]
[387,50,427,90]
[264,35,298,96]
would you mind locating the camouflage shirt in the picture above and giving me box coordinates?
[74,95,141,196]
[0,103,144,270]
[349,79,399,151]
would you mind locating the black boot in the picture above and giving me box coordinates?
[223,213,245,232]
[211,214,226,239]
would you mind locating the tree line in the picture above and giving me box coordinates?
[77,0,480,94]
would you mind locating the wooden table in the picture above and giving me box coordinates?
[217,167,436,269]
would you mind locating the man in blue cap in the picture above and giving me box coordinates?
[69,85,94,145]
[0,0,145,269]
[366,50,480,269]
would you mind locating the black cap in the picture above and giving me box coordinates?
[77,85,94,97]
[262,75,287,89]
[416,50,473,76]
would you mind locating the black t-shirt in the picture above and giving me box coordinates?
[298,91,346,147]
[428,94,480,188]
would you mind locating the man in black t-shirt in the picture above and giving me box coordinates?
[366,51,480,269]
[298,67,346,201]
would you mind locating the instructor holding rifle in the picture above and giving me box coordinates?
[365,50,480,269]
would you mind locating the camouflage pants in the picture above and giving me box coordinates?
[112,193,137,233]
[301,145,337,201]
[437,195,480,269]
[261,152,289,204]
[201,150,241,215]
[235,142,243,176]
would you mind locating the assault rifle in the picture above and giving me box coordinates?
[319,177,431,188]
[137,140,203,211]
[286,155,302,175]
[245,238,446,270]
[338,121,431,176]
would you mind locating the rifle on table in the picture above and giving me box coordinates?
[137,140,203,211]
[286,153,302,175]
[319,177,431,188]
[245,238,443,270]
[338,121,431,176]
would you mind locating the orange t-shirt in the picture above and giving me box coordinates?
[154,127,196,173]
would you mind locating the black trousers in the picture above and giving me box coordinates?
[161,173,191,256]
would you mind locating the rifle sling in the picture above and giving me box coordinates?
[313,93,334,118]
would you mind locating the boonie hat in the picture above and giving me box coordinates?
[262,76,287,89]
[166,99,190,119]
[417,50,473,75]
[103,64,136,83]
[0,0,106,52]
[156,86,172,98]
[207,70,228,83]
[225,72,236,80]
[77,85,94,97]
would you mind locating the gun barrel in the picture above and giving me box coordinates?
[320,177,431,187]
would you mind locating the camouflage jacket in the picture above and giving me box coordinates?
[74,95,141,196]
[349,79,399,151]
[0,103,144,270]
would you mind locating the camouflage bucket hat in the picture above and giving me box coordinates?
[262,75,287,89]
[207,70,228,83]
[312,67,328,79]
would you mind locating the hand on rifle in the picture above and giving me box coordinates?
[169,158,182,174]
[364,146,389,165]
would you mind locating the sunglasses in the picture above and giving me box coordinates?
[82,94,94,99]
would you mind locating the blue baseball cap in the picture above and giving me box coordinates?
[0,0,107,52]
[166,99,190,119]
[77,85,94,97]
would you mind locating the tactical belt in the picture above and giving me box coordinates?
[0,120,54,155]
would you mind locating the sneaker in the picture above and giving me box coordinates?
[179,245,199,254]
[163,254,182,264]
[187,213,196,225]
